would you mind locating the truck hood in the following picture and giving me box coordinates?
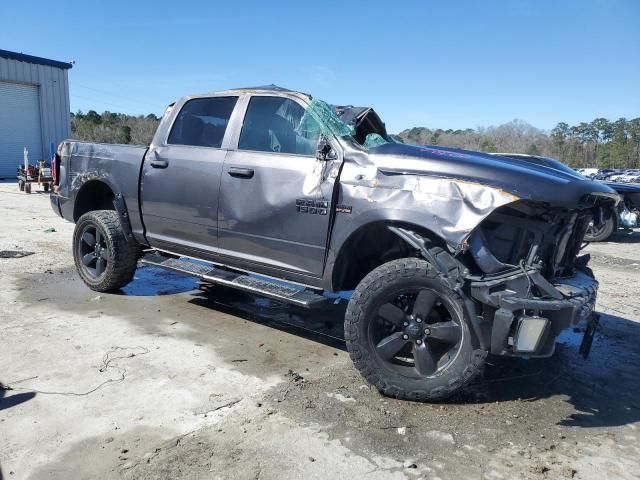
[367,143,617,208]
[603,181,640,194]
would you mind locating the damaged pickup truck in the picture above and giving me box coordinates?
[50,86,619,401]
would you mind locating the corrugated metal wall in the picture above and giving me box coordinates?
[0,56,70,177]
[0,82,44,175]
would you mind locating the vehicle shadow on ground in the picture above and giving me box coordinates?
[457,313,640,428]
[190,285,640,428]
[189,284,348,351]
[0,382,36,412]
[607,229,640,243]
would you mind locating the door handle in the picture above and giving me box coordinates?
[228,167,254,179]
[150,159,169,169]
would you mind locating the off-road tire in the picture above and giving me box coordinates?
[344,255,486,402]
[73,210,139,292]
[584,214,615,242]
[18,180,25,191]
[24,183,31,194]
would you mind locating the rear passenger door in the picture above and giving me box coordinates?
[218,95,340,277]
[141,96,238,255]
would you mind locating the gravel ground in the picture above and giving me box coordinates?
[1,181,639,480]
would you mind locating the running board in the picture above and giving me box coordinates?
[139,253,327,308]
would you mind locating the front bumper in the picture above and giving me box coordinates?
[470,268,598,357]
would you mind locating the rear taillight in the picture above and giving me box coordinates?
[52,153,60,186]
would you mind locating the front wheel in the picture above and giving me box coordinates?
[584,214,616,242]
[73,210,139,292]
[344,256,486,402]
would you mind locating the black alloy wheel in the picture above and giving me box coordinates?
[371,288,463,378]
[345,256,487,401]
[72,210,139,292]
[77,224,109,279]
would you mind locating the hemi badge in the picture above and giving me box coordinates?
[336,205,352,214]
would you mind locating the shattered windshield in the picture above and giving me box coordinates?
[362,133,389,148]
[298,99,394,150]
[299,99,355,138]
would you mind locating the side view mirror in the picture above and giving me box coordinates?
[316,137,337,161]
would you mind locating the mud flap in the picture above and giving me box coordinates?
[579,312,600,359]
[112,193,134,241]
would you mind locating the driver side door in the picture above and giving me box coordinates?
[218,95,341,278]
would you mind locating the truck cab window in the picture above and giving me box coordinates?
[168,96,237,148]
[238,96,320,156]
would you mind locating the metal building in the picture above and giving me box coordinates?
[0,49,72,179]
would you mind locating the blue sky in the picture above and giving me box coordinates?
[2,0,639,132]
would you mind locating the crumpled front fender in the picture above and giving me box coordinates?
[322,161,520,290]
[337,161,519,250]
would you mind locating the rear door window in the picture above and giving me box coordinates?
[238,96,320,156]
[168,96,237,148]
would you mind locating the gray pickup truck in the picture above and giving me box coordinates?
[50,85,618,401]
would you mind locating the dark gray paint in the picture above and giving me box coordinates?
[492,153,638,228]
[54,141,147,240]
[140,144,226,254]
[51,86,618,291]
[218,149,338,276]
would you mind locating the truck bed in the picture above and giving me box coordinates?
[51,140,148,238]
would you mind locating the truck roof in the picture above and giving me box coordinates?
[214,84,311,98]
[172,84,312,107]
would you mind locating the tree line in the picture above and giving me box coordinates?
[397,117,640,168]
[71,110,160,146]
[71,111,640,168]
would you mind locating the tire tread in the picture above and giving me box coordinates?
[73,210,139,292]
[344,253,486,402]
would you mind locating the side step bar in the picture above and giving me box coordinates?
[139,253,327,308]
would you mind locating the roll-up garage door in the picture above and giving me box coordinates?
[0,81,43,178]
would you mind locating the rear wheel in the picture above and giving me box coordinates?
[73,210,139,292]
[345,256,486,402]
[24,183,31,194]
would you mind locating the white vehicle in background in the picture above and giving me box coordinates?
[608,170,633,182]
[616,170,640,183]
[577,168,599,178]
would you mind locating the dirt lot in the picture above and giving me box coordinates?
[1,182,639,480]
